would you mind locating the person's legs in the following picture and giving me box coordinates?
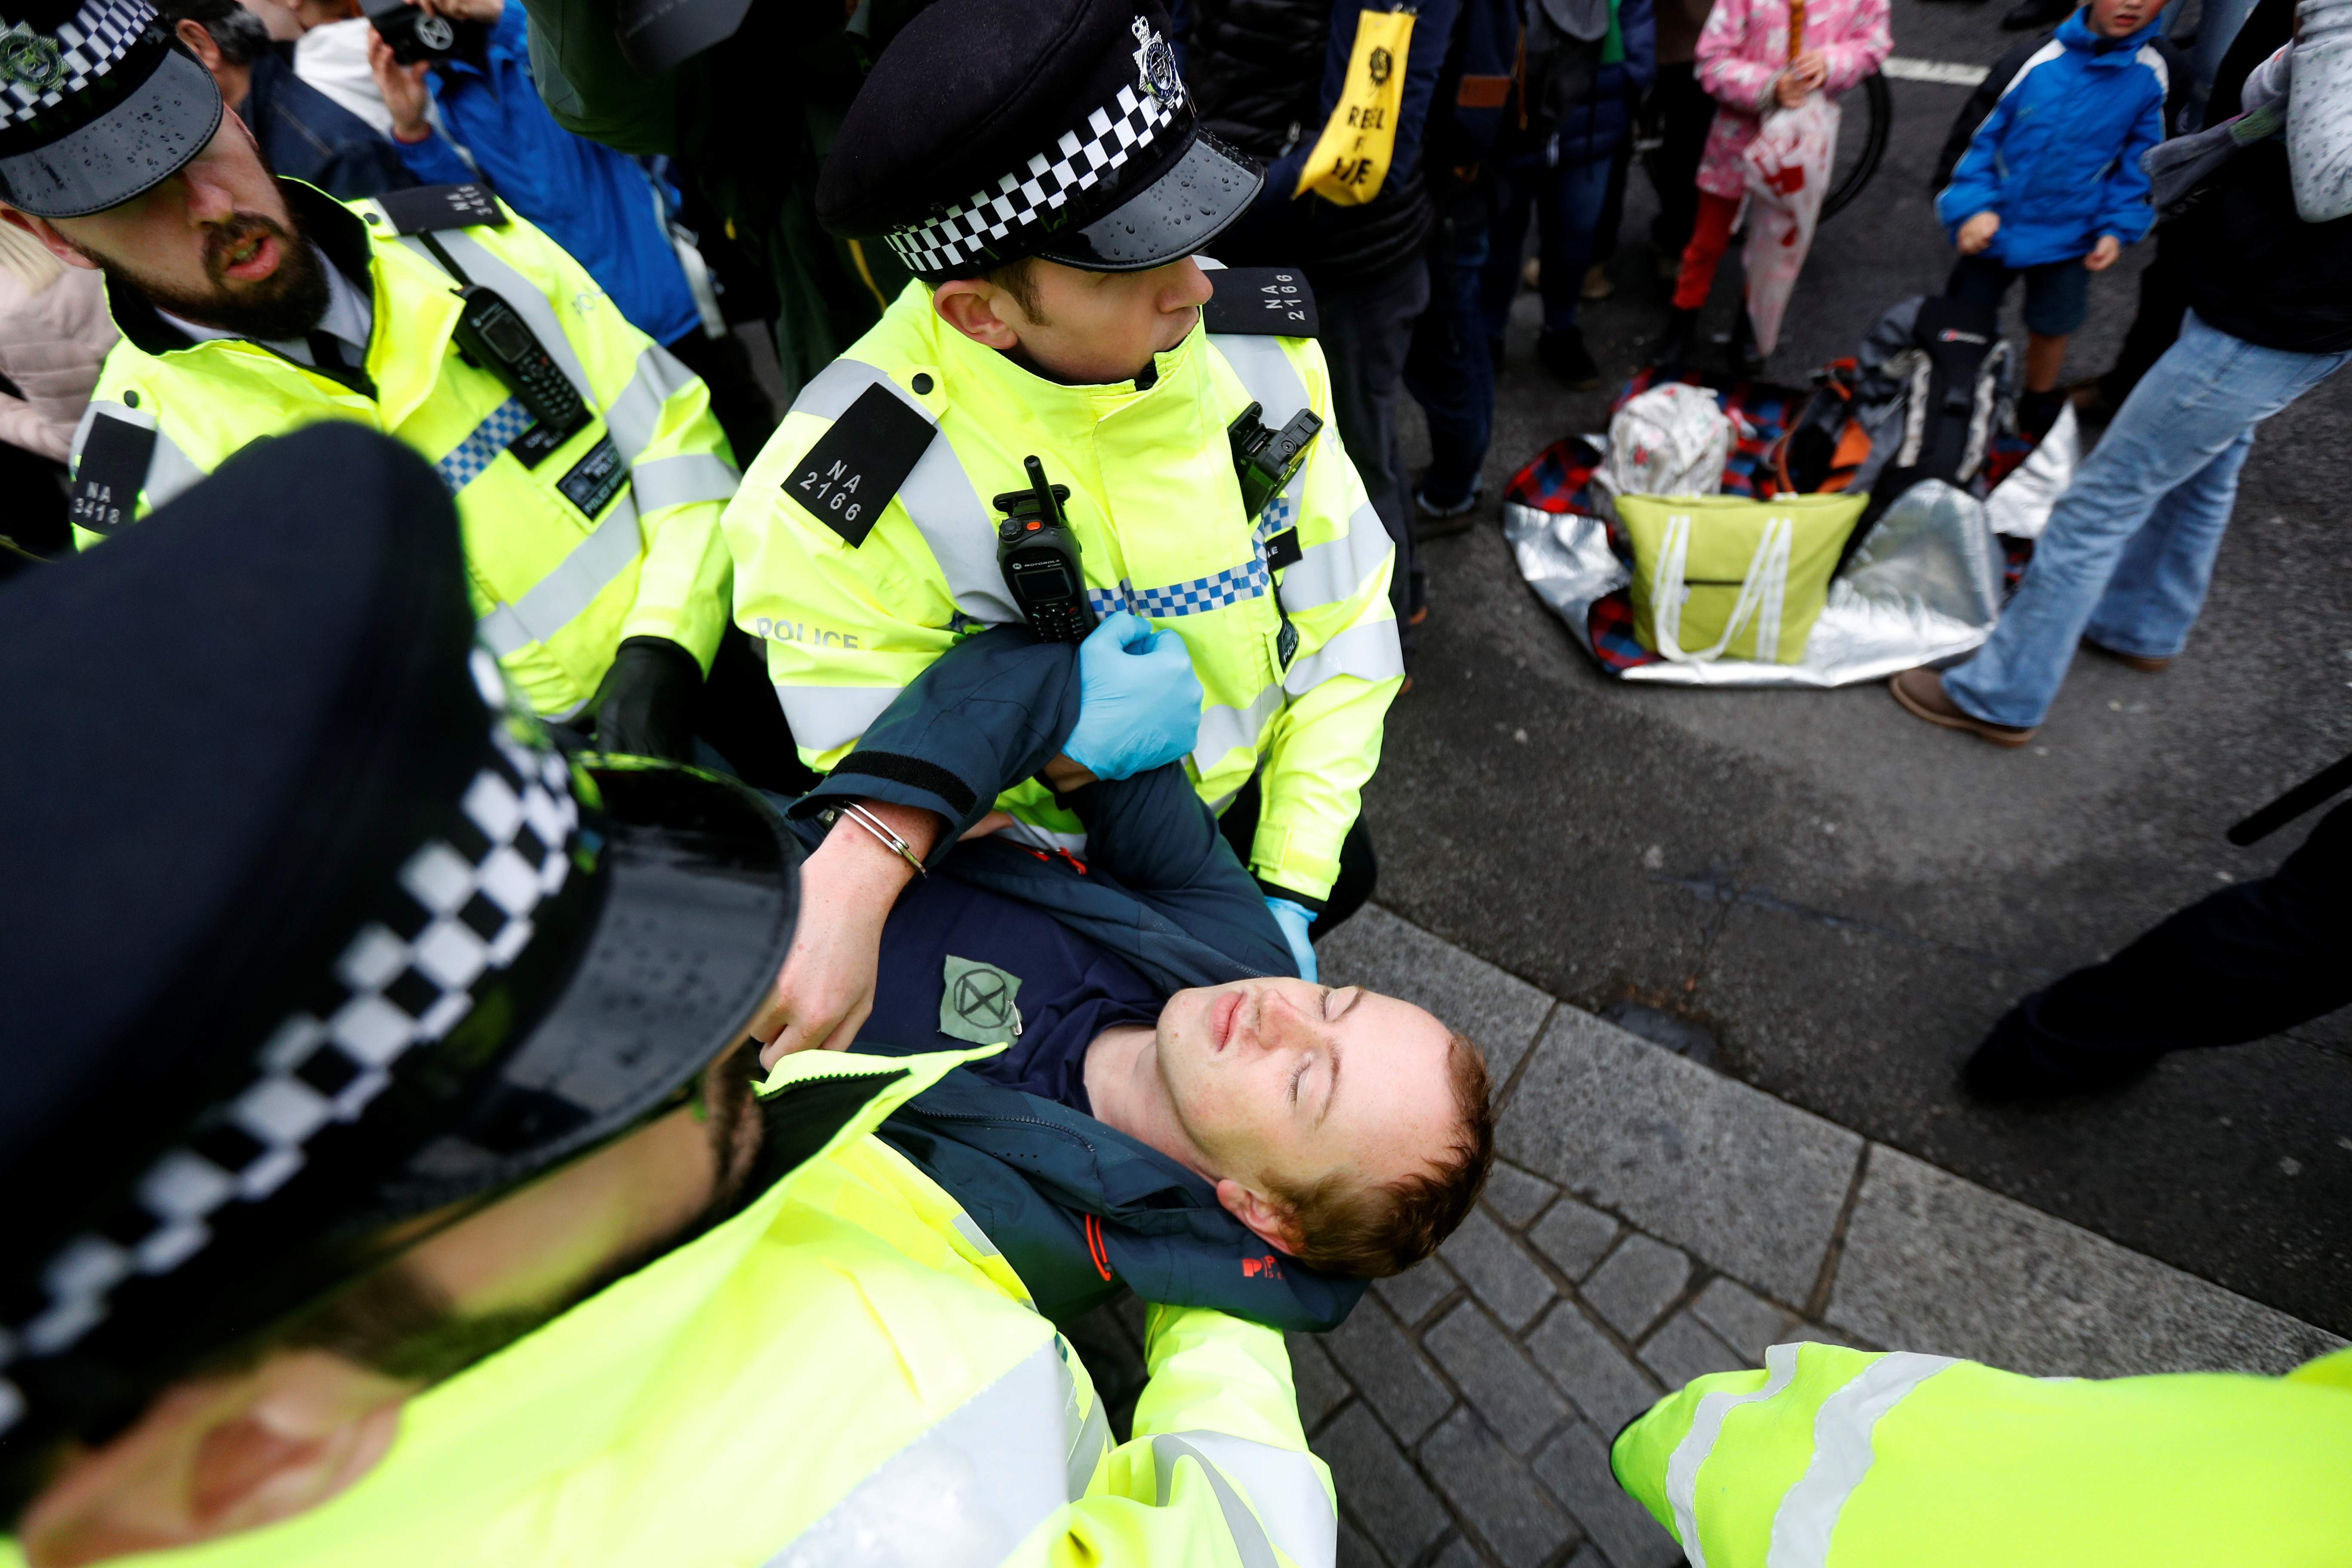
[1940,312,2349,729]
[1480,166,1539,344]
[2079,426,2257,661]
[1967,798,2352,1096]
[2015,259,2090,433]
[1670,190,1740,311]
[1537,159,1617,333]
[2096,223,2189,409]
[1319,258,1437,631]
[1591,139,1631,276]
[1404,187,1497,514]
[1944,251,2017,313]
[1645,64,1713,267]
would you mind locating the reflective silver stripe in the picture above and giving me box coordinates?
[1278,500,1392,613]
[786,358,1021,627]
[1764,1353,1957,1568]
[772,682,903,753]
[1193,682,1284,769]
[603,341,694,460]
[1281,619,1404,697]
[404,232,594,407]
[994,819,1090,857]
[630,450,738,512]
[1161,1430,1334,1568]
[1666,1343,1803,1568]
[1060,1352,1113,1500]
[766,1339,1070,1568]
[1151,1436,1279,1568]
[69,399,208,511]
[475,493,642,655]
[950,1210,1002,1258]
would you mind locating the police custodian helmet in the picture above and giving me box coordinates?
[817,0,1262,282]
[0,426,798,1510]
[0,0,223,217]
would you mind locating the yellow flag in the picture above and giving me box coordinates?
[1292,8,1418,205]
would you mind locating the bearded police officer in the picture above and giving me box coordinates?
[0,0,737,758]
[726,0,1404,1054]
[0,423,1337,1567]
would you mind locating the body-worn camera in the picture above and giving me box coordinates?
[994,455,1097,645]
[361,0,486,66]
[1228,399,1323,523]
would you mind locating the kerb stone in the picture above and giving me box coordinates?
[1498,1007,1864,1304]
[1317,905,1555,1087]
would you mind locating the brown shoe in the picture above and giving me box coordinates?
[2080,636,2171,673]
[1889,668,2037,747]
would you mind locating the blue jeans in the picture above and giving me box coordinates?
[1404,190,1494,508]
[1946,311,2350,728]
[1480,156,1616,340]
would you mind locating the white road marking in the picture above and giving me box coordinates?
[1883,56,1992,86]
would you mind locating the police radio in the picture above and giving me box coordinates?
[993,455,1098,645]
[449,286,590,446]
[1228,400,1323,522]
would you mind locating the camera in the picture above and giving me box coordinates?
[1227,399,1323,523]
[361,0,485,66]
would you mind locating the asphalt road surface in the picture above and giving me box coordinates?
[1378,0,2352,1335]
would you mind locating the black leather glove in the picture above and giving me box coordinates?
[586,637,701,761]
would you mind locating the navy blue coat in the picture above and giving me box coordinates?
[242,51,415,202]
[778,629,1368,1330]
[1551,0,1659,168]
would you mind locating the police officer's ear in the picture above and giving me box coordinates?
[172,18,229,75]
[0,208,93,274]
[15,1353,412,1563]
[932,276,1029,349]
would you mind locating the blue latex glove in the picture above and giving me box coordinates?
[1265,896,1318,982]
[1062,611,1204,781]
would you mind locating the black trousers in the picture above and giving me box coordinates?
[2095,222,2192,407]
[1216,774,1378,942]
[1644,63,1718,262]
[1988,798,2352,1073]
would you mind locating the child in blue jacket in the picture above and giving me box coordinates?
[1937,0,2168,434]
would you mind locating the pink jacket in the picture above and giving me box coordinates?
[1692,0,1891,198]
[0,264,116,466]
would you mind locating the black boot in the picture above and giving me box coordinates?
[1960,1008,2161,1101]
[1650,306,1700,368]
[1727,307,1767,381]
[1538,325,1601,390]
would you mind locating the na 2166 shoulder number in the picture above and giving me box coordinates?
[783,381,938,548]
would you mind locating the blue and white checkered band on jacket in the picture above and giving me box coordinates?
[883,49,1188,274]
[0,0,152,128]
[0,648,581,1439]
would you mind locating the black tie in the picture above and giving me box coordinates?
[306,332,346,369]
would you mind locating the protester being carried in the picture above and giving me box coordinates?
[769,625,1494,1329]
[1650,0,1890,376]
[1937,0,2168,437]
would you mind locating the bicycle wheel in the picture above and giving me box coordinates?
[1821,70,1892,221]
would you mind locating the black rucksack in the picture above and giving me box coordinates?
[1853,296,2011,527]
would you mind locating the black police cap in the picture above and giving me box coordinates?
[0,0,223,219]
[0,425,796,1498]
[818,0,1262,281]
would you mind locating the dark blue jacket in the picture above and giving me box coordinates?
[778,628,1368,1330]
[1551,0,1658,167]
[242,50,415,202]
[1936,9,2168,267]
[393,6,701,347]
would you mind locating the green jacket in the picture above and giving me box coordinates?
[1612,1338,2352,1567]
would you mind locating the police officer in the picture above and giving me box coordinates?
[0,424,1337,1566]
[726,0,1405,1053]
[0,0,738,758]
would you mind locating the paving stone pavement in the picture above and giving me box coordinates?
[1061,906,2345,1568]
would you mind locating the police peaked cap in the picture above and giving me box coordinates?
[0,0,223,218]
[818,0,1261,280]
[0,426,797,1507]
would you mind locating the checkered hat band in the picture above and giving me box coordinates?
[1,0,154,129]
[0,649,579,1430]
[883,79,1185,275]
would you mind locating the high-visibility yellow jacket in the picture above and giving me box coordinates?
[723,271,1402,902]
[1611,1338,2352,1568]
[2,1046,1336,1568]
[70,182,737,721]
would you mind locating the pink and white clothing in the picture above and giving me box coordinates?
[1692,0,1891,199]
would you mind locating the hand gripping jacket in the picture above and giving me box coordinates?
[0,1047,1340,1568]
[1611,1338,2352,1568]
[67,182,738,721]
[725,265,1403,903]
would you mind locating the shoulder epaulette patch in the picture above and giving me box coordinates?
[783,382,937,548]
[372,183,507,236]
[1204,266,1319,337]
[69,408,156,535]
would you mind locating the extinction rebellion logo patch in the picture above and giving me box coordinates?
[939,955,1023,1045]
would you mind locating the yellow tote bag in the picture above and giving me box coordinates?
[1293,8,1417,205]
[1618,492,1866,665]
